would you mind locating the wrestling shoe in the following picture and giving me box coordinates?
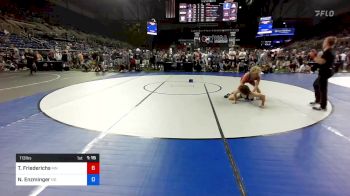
[312,106,327,111]
[309,101,319,105]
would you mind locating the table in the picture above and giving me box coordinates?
[36,61,63,71]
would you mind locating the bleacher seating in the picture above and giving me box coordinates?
[0,33,42,49]
[1,12,130,51]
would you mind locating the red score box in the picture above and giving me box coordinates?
[87,162,100,174]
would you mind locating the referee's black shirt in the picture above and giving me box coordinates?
[319,48,335,77]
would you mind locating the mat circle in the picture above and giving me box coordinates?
[143,81,222,95]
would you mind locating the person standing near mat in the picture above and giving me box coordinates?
[25,49,36,75]
[310,36,337,111]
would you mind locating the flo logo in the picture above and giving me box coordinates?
[315,10,335,17]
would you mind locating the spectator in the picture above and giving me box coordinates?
[25,49,36,75]
[340,51,347,72]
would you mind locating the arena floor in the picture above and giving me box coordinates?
[1,71,350,196]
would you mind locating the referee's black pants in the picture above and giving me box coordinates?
[313,75,328,109]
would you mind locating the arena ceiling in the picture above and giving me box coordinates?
[50,0,350,21]
[50,0,165,21]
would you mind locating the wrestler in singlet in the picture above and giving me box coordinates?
[240,72,260,86]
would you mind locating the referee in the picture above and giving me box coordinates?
[310,36,337,111]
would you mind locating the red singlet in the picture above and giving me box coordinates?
[240,73,260,86]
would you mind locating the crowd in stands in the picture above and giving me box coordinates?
[142,46,350,73]
[1,3,349,74]
[1,41,350,74]
[0,4,132,72]
[0,2,130,50]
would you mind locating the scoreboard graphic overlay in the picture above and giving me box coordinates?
[16,154,100,186]
[179,2,237,23]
